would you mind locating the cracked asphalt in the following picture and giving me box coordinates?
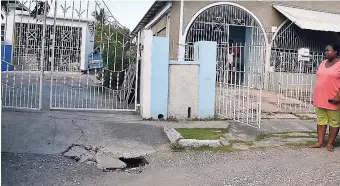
[1,110,169,157]
[2,148,340,186]
[3,109,340,185]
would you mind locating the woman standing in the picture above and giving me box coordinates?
[311,44,340,152]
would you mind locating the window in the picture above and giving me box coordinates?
[1,24,5,42]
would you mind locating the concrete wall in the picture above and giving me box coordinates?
[268,72,316,92]
[168,1,181,59]
[151,15,167,36]
[168,41,217,119]
[168,64,199,118]
[139,36,217,119]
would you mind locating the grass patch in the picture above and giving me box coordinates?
[255,131,316,141]
[229,140,254,146]
[175,128,227,140]
[191,145,234,152]
[284,138,340,148]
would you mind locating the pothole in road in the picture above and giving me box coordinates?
[119,157,149,168]
[63,144,149,173]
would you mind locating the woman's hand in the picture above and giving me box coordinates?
[332,90,340,104]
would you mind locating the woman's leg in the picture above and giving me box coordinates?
[310,107,328,148]
[310,125,327,148]
[326,109,340,152]
[327,126,339,152]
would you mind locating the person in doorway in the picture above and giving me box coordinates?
[311,44,340,152]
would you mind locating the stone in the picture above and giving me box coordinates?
[219,137,230,146]
[178,139,221,148]
[232,143,250,150]
[85,161,97,166]
[63,146,95,163]
[96,153,127,169]
[164,127,183,143]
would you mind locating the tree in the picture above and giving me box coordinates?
[30,1,50,19]
[1,0,49,19]
[92,8,107,25]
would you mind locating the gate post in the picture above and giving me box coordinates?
[196,41,217,118]
[264,44,271,90]
[139,30,169,119]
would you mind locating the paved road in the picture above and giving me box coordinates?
[2,148,340,186]
[1,110,168,157]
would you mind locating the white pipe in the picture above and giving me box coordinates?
[177,0,184,60]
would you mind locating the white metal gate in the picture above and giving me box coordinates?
[268,21,331,114]
[185,4,266,128]
[1,0,137,111]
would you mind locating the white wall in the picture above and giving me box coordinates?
[168,64,199,119]
[2,10,93,70]
[139,30,153,118]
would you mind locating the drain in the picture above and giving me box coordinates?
[119,156,149,168]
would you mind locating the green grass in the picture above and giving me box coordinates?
[191,145,234,152]
[229,140,254,146]
[284,140,317,148]
[255,131,316,141]
[175,128,227,140]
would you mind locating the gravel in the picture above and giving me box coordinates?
[3,148,340,186]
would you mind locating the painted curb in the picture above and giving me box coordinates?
[164,127,183,143]
[164,128,225,149]
[178,139,222,148]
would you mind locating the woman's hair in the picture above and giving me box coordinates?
[328,43,340,56]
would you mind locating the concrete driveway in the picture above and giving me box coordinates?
[1,109,169,157]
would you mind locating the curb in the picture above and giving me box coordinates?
[163,127,223,148]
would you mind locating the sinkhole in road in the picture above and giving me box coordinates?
[119,156,149,168]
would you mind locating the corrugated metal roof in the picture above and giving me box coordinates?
[273,4,340,32]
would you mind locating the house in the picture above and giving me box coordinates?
[1,1,95,71]
[132,1,340,79]
[132,1,340,120]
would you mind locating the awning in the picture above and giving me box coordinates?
[273,4,340,32]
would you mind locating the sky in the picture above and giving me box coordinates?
[18,0,155,31]
[104,1,155,30]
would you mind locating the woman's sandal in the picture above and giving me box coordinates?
[327,144,335,152]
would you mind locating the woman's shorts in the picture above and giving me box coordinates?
[315,107,340,127]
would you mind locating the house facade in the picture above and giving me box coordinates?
[1,5,95,71]
[133,1,340,125]
[133,1,340,58]
[133,1,340,83]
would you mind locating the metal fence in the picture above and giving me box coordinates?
[1,0,137,111]
[268,51,324,113]
[215,44,265,128]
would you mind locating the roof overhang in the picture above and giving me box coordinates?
[273,4,340,33]
[131,0,170,36]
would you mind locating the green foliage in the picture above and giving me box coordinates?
[93,15,134,89]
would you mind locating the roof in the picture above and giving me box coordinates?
[273,4,340,32]
[131,0,169,35]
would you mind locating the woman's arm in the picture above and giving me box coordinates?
[334,89,340,101]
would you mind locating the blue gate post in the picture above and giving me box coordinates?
[195,41,217,118]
